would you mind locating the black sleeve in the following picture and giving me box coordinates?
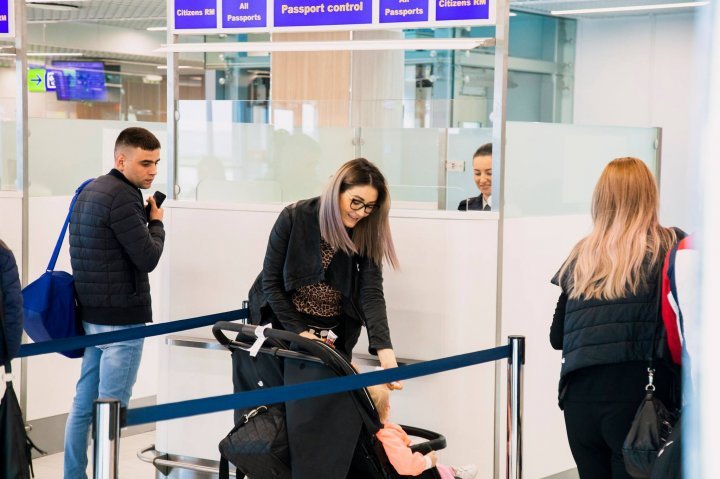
[550,292,567,350]
[457,199,467,211]
[0,248,23,361]
[358,257,392,354]
[261,208,307,334]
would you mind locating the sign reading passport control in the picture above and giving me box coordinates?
[172,0,494,33]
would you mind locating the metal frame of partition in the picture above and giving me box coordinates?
[14,0,30,416]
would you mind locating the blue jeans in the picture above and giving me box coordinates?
[63,322,145,479]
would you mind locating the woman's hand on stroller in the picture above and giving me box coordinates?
[377,348,403,390]
[299,331,318,341]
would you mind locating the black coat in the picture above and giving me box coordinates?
[69,169,165,325]
[0,245,23,361]
[248,197,392,356]
[457,195,489,211]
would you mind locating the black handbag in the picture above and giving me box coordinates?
[0,371,32,479]
[650,414,682,479]
[218,404,291,479]
[622,367,677,478]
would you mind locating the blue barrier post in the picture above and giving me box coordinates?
[93,399,120,479]
[507,336,525,479]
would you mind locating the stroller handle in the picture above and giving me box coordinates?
[403,425,447,454]
[212,320,325,352]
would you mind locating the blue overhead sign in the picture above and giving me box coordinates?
[0,0,13,38]
[171,0,494,33]
[222,0,267,28]
[175,0,218,29]
[379,0,428,23]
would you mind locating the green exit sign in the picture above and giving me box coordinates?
[28,68,46,92]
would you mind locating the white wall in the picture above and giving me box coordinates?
[500,215,592,478]
[573,12,701,232]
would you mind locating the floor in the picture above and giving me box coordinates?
[32,431,158,479]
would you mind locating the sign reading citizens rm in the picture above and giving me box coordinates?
[0,0,12,38]
[171,0,493,33]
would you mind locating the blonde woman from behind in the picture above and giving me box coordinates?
[550,157,682,479]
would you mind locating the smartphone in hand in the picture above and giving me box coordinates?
[145,191,166,220]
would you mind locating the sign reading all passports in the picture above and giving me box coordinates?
[0,0,13,38]
[171,0,494,33]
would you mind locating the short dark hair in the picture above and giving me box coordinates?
[0,239,8,251]
[114,127,161,154]
[473,142,492,158]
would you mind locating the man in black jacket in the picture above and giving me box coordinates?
[64,127,165,479]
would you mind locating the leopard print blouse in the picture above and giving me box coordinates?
[292,239,343,317]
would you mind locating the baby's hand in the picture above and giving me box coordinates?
[426,451,438,467]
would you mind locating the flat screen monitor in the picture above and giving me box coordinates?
[52,61,108,102]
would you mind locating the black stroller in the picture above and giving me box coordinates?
[212,321,447,479]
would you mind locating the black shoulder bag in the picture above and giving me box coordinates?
[622,267,680,478]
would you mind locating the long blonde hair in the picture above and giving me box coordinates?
[559,157,676,300]
[319,158,399,269]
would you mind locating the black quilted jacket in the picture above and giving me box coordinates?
[0,245,23,361]
[69,169,165,325]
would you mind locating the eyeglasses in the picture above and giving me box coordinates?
[348,197,376,214]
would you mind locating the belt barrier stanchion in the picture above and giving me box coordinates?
[506,336,525,479]
[93,399,120,479]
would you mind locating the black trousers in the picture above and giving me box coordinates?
[563,400,639,479]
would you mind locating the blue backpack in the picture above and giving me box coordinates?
[22,179,93,358]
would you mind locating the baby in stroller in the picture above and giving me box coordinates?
[368,385,479,479]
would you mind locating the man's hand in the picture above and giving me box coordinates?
[147,195,164,222]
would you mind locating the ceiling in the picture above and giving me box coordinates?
[511,0,705,17]
[10,0,703,70]
[27,0,165,30]
[23,0,706,31]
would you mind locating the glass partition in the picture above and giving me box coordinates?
[176,100,661,212]
[503,122,660,217]
[0,120,16,191]
[177,100,356,203]
[27,119,167,196]
[0,75,16,190]
[177,99,485,208]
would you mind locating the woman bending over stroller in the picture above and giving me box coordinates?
[248,158,404,478]
[369,385,478,479]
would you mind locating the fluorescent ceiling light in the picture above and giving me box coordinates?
[147,26,167,32]
[552,1,708,15]
[157,37,494,54]
[27,2,81,11]
[0,51,83,56]
[156,65,203,70]
[28,52,83,57]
